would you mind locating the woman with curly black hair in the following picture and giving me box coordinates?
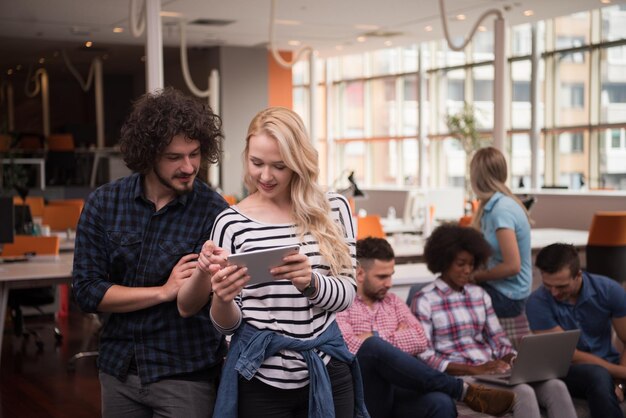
[412,223,576,418]
[73,87,228,418]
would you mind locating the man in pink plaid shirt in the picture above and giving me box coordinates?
[336,237,515,418]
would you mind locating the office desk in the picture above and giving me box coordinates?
[0,253,73,366]
[1,158,46,190]
[391,228,589,264]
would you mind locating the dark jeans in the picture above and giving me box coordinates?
[482,284,526,318]
[99,371,218,418]
[238,357,354,418]
[356,337,460,418]
[563,363,623,418]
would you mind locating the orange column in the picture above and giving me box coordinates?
[268,51,293,108]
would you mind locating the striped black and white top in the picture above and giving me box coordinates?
[210,192,357,389]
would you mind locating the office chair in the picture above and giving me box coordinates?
[0,133,11,152]
[67,312,101,372]
[586,211,626,284]
[13,195,46,218]
[2,235,63,351]
[221,194,237,205]
[42,204,82,231]
[46,133,76,185]
[356,215,385,240]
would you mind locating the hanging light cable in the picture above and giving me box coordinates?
[438,0,502,51]
[268,0,313,69]
[129,0,146,37]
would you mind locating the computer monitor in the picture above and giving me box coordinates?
[0,197,15,252]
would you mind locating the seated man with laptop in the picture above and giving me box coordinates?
[336,237,516,417]
[412,224,577,418]
[528,243,626,418]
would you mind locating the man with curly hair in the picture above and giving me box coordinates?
[72,88,228,418]
[337,236,515,417]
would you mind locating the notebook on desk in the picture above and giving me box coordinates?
[474,329,580,386]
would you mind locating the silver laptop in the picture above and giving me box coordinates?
[474,329,581,386]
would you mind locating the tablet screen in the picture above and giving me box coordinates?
[227,245,301,285]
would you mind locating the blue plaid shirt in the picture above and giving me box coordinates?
[72,173,228,384]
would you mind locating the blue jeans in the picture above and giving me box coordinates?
[562,363,622,418]
[356,337,460,418]
[481,284,526,318]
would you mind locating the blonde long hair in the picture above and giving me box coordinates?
[244,107,351,276]
[470,146,529,229]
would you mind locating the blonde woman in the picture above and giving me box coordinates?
[470,147,532,318]
[178,107,368,418]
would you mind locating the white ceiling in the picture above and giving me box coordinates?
[0,0,619,72]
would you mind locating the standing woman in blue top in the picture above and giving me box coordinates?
[469,147,532,318]
[178,107,367,418]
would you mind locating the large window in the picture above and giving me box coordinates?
[294,6,626,191]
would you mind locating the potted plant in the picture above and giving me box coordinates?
[445,103,491,213]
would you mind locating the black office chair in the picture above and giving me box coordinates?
[8,287,62,351]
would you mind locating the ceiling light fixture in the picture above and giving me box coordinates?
[384,40,393,46]
[288,40,301,46]
[113,27,124,33]
[524,10,534,16]
[600,0,611,3]
[456,14,466,21]
[275,19,301,26]
[425,25,433,32]
[478,25,487,32]
[85,41,93,48]
[354,24,380,30]
[356,36,367,42]
[160,11,183,18]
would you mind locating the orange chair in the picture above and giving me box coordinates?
[222,194,237,205]
[0,133,11,152]
[357,215,386,240]
[3,235,62,350]
[13,195,46,217]
[42,204,82,231]
[586,211,626,283]
[47,133,75,151]
[459,215,473,227]
[47,198,85,213]
[1,235,60,257]
[16,133,43,151]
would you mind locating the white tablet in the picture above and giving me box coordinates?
[227,245,301,285]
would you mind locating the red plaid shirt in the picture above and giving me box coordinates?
[337,292,429,355]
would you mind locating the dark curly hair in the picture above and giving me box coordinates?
[423,223,492,274]
[357,237,395,269]
[119,87,223,174]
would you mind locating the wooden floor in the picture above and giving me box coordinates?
[0,310,101,418]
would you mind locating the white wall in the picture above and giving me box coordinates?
[219,47,269,197]
[522,190,626,230]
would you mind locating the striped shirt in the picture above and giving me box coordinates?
[411,278,515,372]
[72,173,228,384]
[210,192,357,389]
[337,292,429,355]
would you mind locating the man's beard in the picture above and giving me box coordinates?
[154,167,196,195]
